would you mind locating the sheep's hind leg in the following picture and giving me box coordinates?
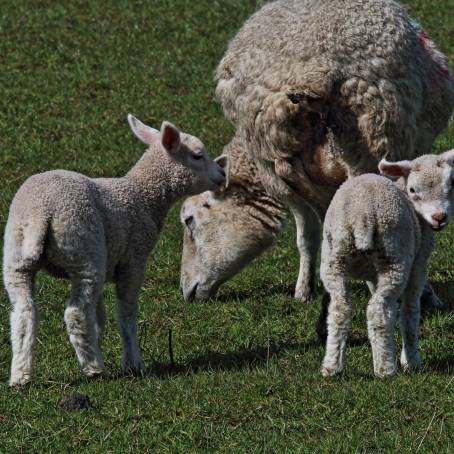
[7,271,38,386]
[321,279,352,377]
[116,266,145,374]
[291,203,320,303]
[367,269,406,378]
[65,277,105,377]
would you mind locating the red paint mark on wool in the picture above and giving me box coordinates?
[419,31,450,77]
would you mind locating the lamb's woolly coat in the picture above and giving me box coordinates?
[216,0,454,216]
[319,147,454,377]
[5,149,198,284]
[4,123,226,386]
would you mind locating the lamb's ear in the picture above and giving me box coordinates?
[128,114,159,145]
[440,149,454,165]
[378,159,412,178]
[215,155,230,189]
[160,121,181,154]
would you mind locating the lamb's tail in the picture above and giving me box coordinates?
[353,214,375,252]
[3,212,49,278]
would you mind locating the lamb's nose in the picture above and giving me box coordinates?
[431,212,447,223]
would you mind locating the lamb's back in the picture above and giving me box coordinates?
[325,174,418,252]
[10,170,100,224]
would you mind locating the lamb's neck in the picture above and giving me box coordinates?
[126,148,193,213]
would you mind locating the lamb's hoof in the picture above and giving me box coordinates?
[294,287,315,304]
[9,373,32,387]
[121,361,144,376]
[82,365,105,378]
[374,365,397,378]
[401,362,422,373]
[321,364,342,377]
[400,355,422,372]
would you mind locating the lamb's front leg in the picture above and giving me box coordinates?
[290,203,320,303]
[115,265,146,374]
[400,265,426,371]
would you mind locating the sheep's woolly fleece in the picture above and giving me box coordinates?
[216,0,454,215]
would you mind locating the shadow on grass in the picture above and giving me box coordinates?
[57,281,454,386]
[106,333,369,382]
[145,338,320,378]
[427,355,454,373]
[430,280,454,309]
[209,282,295,303]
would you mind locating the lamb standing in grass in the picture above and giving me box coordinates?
[320,151,454,378]
[4,115,227,386]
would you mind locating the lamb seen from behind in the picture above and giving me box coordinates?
[320,150,454,378]
[4,115,227,386]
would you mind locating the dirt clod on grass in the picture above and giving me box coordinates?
[58,393,93,411]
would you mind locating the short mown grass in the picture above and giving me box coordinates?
[0,0,453,452]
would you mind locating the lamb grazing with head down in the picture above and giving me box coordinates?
[4,115,227,386]
[320,150,454,378]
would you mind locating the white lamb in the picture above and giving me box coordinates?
[320,150,454,378]
[4,115,228,386]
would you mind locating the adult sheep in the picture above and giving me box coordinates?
[180,0,454,303]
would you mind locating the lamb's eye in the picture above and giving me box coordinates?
[184,215,194,228]
[409,187,415,194]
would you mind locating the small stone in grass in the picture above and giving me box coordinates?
[58,393,92,411]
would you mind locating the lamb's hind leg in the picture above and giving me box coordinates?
[367,267,407,378]
[65,277,105,377]
[320,277,352,377]
[7,271,38,386]
[115,265,145,374]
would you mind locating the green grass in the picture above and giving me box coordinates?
[0,0,453,452]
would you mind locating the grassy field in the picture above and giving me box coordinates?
[0,0,453,452]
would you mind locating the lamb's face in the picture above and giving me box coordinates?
[178,133,228,195]
[180,192,275,300]
[127,114,227,194]
[379,150,454,231]
[405,154,454,230]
